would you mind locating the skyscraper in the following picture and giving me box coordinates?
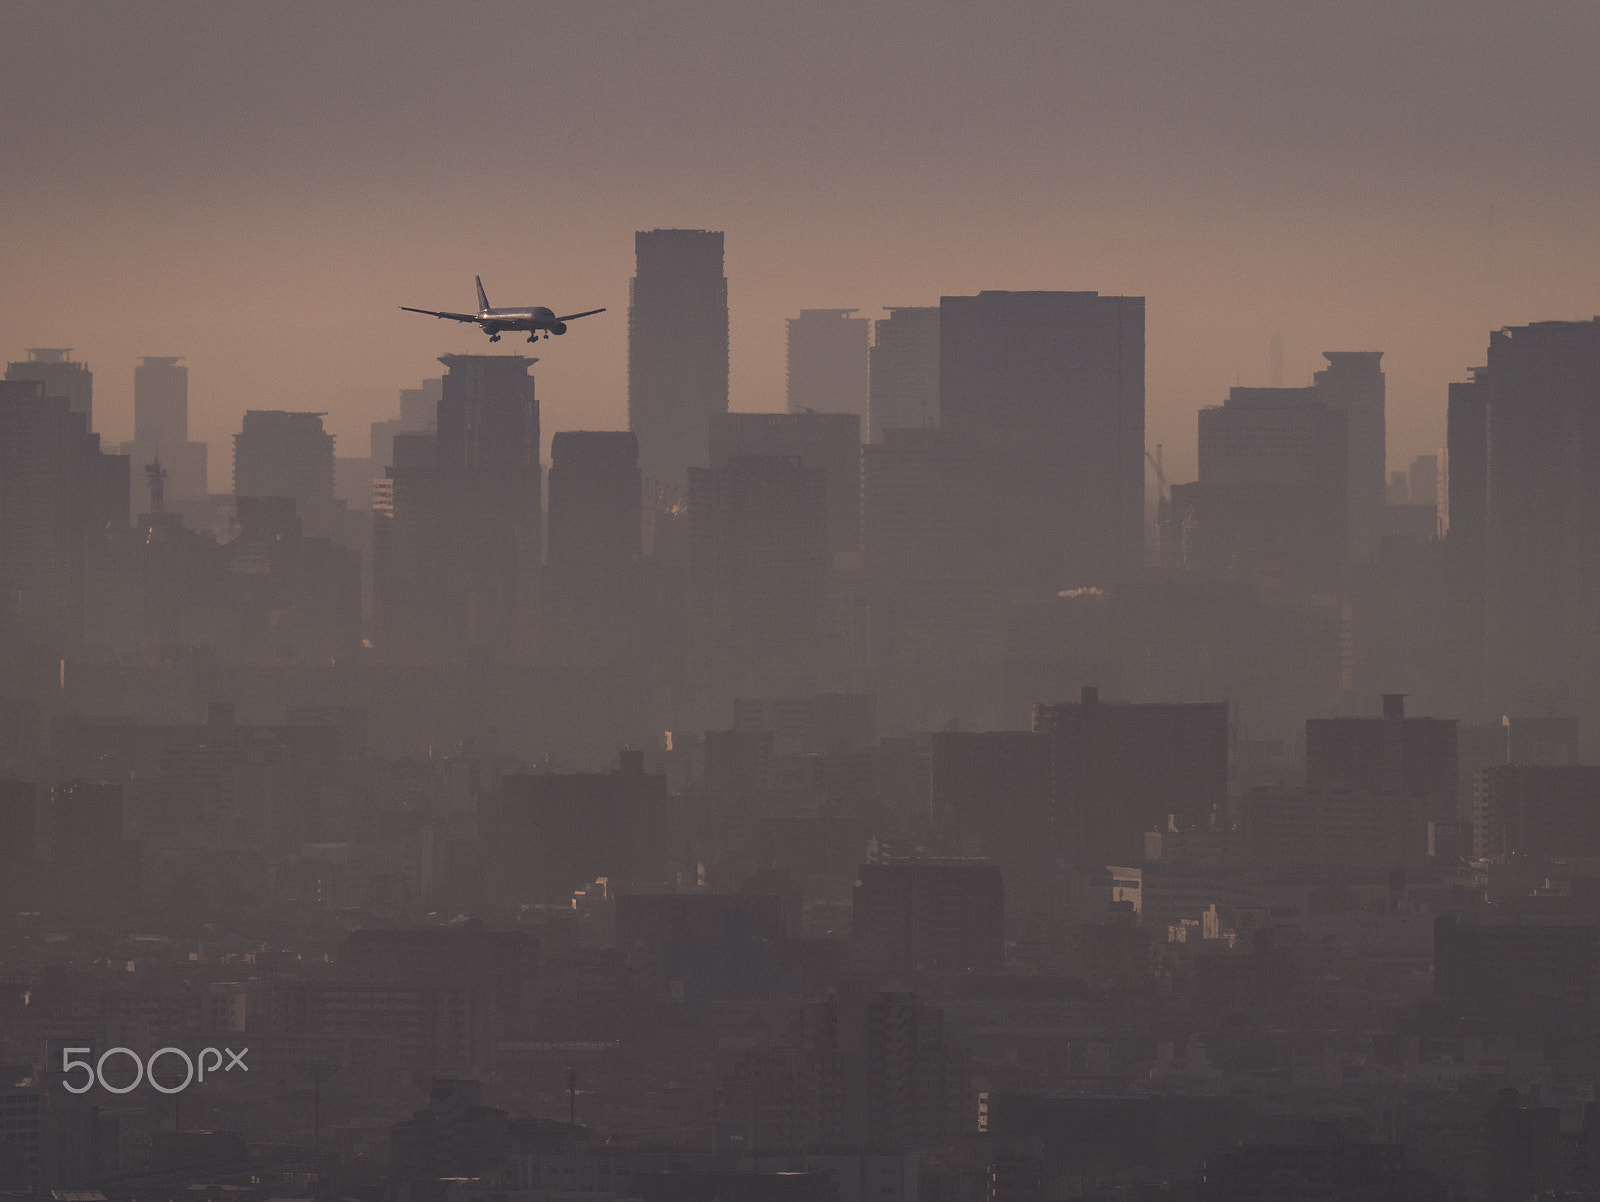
[689,455,827,706]
[233,410,338,534]
[547,431,642,572]
[5,349,92,428]
[0,380,127,649]
[939,290,1145,591]
[121,356,208,501]
[786,308,869,421]
[1312,351,1386,557]
[1178,386,1349,592]
[436,354,542,654]
[628,229,728,492]
[709,411,861,552]
[1475,319,1600,711]
[868,306,939,442]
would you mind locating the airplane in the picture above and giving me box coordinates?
[401,277,605,343]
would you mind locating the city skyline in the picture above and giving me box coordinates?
[7,5,1600,484]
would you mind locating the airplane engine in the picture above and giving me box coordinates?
[551,322,568,335]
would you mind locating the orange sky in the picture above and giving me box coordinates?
[4,2,1598,490]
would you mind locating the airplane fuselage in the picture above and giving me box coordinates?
[480,306,568,336]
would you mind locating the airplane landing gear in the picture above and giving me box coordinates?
[488,334,501,342]
[527,333,539,343]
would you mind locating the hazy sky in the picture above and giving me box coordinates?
[4,1,1599,489]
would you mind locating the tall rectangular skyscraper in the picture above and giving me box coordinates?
[124,356,207,501]
[233,410,338,534]
[1312,351,1386,557]
[786,308,869,421]
[869,306,939,442]
[1476,320,1600,712]
[939,290,1144,591]
[628,229,728,493]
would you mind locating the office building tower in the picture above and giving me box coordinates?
[1446,369,1489,697]
[939,290,1144,591]
[436,354,542,653]
[117,356,208,501]
[628,229,728,491]
[853,859,1004,975]
[1177,387,1348,592]
[1305,693,1456,795]
[547,431,642,572]
[709,411,860,552]
[1312,351,1386,556]
[1471,765,1600,862]
[5,349,92,428]
[1033,688,1229,866]
[543,432,643,701]
[1472,319,1600,711]
[689,455,827,705]
[0,380,128,648]
[371,377,441,469]
[861,428,996,715]
[930,731,1053,880]
[786,308,869,421]
[869,306,939,442]
[233,410,338,533]
[374,430,444,656]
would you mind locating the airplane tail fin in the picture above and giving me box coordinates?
[475,276,489,312]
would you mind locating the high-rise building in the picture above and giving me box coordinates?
[1312,351,1386,557]
[709,411,860,552]
[233,410,338,532]
[5,349,92,428]
[628,229,728,492]
[869,306,939,442]
[1472,319,1600,711]
[786,308,869,421]
[117,356,208,502]
[547,431,641,572]
[543,432,643,700]
[689,454,827,705]
[375,356,540,658]
[852,859,1005,975]
[1305,693,1457,818]
[436,354,541,653]
[1177,386,1349,592]
[371,377,441,469]
[1033,687,1229,866]
[861,428,997,717]
[0,380,128,648]
[939,290,1145,591]
[1472,765,1600,862]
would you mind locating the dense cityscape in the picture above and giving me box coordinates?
[6,6,1600,1202]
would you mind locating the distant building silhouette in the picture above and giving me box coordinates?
[629,229,728,491]
[786,308,869,422]
[853,858,1005,975]
[233,410,338,534]
[5,348,92,428]
[709,411,860,552]
[860,428,995,720]
[1033,687,1228,866]
[0,379,128,649]
[869,306,939,442]
[543,432,643,722]
[371,377,440,469]
[437,354,542,653]
[1175,386,1348,592]
[939,290,1144,591]
[689,454,828,706]
[1474,319,1600,712]
[118,356,208,501]
[1312,351,1386,557]
[376,356,540,658]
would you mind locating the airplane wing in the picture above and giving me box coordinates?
[555,308,607,322]
[400,306,482,323]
